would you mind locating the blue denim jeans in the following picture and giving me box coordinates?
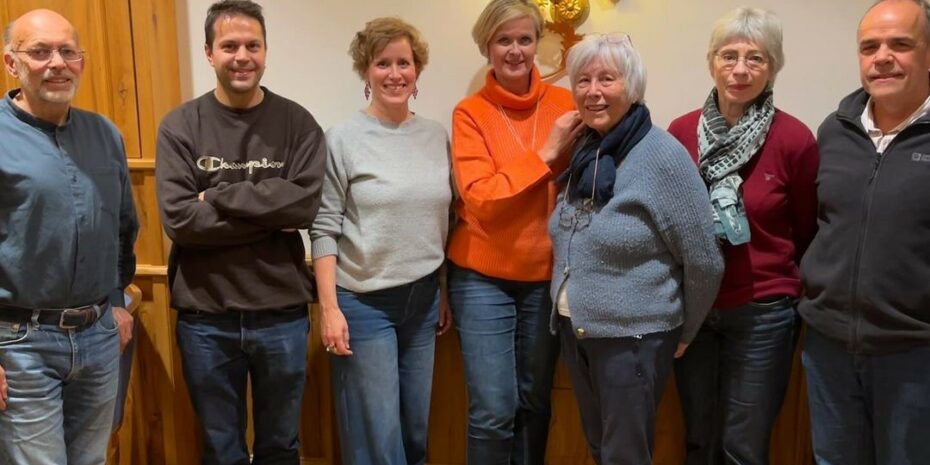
[802,327,930,465]
[560,318,680,465]
[674,297,799,465]
[331,271,439,465]
[447,264,560,465]
[0,305,120,465]
[176,307,309,465]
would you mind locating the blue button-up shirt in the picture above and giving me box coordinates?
[0,90,138,308]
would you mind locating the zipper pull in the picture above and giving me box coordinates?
[868,153,882,183]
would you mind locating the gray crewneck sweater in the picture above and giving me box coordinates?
[549,127,724,343]
[310,111,452,293]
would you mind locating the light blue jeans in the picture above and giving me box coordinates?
[331,271,439,465]
[0,305,120,465]
[448,264,560,465]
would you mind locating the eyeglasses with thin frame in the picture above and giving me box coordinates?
[558,149,600,231]
[714,51,768,71]
[596,32,633,47]
[11,47,86,64]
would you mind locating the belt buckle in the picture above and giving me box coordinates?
[58,308,87,330]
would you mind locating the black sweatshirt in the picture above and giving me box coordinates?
[155,88,325,312]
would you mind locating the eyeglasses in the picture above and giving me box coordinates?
[11,47,85,63]
[595,32,633,47]
[558,197,593,230]
[714,51,768,71]
[558,147,600,231]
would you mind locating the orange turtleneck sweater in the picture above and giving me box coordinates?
[448,67,575,281]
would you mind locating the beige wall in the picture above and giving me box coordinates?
[176,0,870,133]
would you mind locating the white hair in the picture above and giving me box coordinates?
[707,7,784,86]
[566,34,646,103]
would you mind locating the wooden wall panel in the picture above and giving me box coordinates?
[0,0,141,157]
[129,0,181,160]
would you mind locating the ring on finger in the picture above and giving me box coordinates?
[325,344,335,353]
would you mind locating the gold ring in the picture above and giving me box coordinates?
[325,345,335,353]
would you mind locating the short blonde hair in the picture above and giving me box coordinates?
[471,0,545,59]
[707,7,784,86]
[349,17,429,80]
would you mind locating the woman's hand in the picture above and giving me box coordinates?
[538,111,585,165]
[320,305,353,356]
[674,343,689,358]
[437,288,453,336]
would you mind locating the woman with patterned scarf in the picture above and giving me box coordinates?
[549,34,723,465]
[667,7,820,465]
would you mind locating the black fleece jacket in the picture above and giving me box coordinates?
[799,87,930,354]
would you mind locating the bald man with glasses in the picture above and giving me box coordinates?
[0,9,138,465]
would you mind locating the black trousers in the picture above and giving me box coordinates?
[559,317,680,465]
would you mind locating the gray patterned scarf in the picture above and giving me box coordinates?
[697,88,774,245]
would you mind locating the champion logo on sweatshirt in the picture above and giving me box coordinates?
[910,152,930,163]
[196,155,284,174]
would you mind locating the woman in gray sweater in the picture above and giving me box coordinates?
[309,18,452,465]
[549,34,724,465]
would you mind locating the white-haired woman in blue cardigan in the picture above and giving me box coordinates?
[549,34,724,465]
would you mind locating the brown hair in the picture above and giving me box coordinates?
[349,17,429,80]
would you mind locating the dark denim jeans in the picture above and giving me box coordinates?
[331,272,439,465]
[176,307,309,465]
[0,305,120,465]
[448,264,560,465]
[802,327,930,465]
[674,297,799,465]
[560,318,680,465]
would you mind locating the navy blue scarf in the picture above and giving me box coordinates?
[559,103,653,206]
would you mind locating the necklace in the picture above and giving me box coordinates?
[497,99,541,152]
[564,147,600,204]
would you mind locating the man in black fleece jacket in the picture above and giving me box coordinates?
[799,1,930,463]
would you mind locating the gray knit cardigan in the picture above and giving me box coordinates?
[548,126,724,343]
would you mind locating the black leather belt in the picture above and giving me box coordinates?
[0,300,107,330]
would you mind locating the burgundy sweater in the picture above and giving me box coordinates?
[668,109,819,309]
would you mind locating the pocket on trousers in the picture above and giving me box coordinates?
[95,306,121,333]
[0,320,30,346]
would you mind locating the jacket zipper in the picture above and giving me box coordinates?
[848,149,881,353]
[840,118,930,353]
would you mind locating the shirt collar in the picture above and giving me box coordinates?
[861,92,930,136]
[3,89,72,132]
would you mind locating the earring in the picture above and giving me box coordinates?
[413,87,418,100]
[364,82,371,101]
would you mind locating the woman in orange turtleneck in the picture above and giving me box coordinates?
[447,1,582,464]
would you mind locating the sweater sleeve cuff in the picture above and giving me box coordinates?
[310,235,338,260]
[498,149,552,187]
[108,288,127,308]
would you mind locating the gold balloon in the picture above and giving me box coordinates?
[551,0,588,26]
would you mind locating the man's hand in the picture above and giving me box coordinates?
[198,191,205,201]
[112,306,134,353]
[0,363,7,411]
[674,343,689,359]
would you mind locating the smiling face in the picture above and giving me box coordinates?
[711,40,771,117]
[573,58,631,135]
[858,0,930,111]
[205,14,266,108]
[3,10,84,120]
[487,15,538,95]
[366,37,417,116]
